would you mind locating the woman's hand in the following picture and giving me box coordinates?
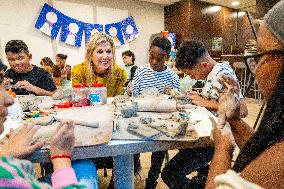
[0,124,44,158]
[218,75,241,120]
[210,117,234,152]
[50,121,75,156]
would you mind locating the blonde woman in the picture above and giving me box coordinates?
[72,32,127,97]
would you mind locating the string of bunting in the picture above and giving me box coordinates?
[35,3,139,47]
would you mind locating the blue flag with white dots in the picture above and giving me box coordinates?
[35,3,63,39]
[60,16,84,47]
[105,22,125,47]
[85,23,104,44]
[121,16,139,42]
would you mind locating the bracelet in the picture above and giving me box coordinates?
[50,154,72,160]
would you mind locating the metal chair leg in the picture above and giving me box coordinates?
[165,151,170,165]
[253,103,266,130]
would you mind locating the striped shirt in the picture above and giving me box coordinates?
[0,156,86,189]
[133,64,180,96]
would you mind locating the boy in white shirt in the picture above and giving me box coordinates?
[162,40,247,189]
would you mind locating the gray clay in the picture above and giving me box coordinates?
[121,102,138,118]
[140,117,153,124]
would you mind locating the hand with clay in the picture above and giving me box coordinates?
[3,77,13,90]
[50,121,75,171]
[126,81,135,96]
[50,121,75,157]
[186,91,208,107]
[0,124,44,158]
[14,80,36,92]
[217,75,241,121]
[210,117,234,154]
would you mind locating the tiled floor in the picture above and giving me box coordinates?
[97,98,263,189]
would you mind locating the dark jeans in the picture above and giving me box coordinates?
[145,151,167,189]
[161,147,214,189]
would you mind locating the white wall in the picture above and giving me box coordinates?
[0,0,164,68]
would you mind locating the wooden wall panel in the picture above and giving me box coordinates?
[165,0,254,58]
[256,0,279,18]
[165,0,190,48]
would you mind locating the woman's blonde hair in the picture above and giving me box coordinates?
[85,32,116,82]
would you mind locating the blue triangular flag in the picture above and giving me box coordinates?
[35,3,63,39]
[105,22,125,47]
[121,16,139,42]
[60,16,85,47]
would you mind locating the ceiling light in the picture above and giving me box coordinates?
[231,11,246,18]
[232,1,240,6]
[202,5,222,14]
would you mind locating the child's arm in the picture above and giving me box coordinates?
[132,68,142,96]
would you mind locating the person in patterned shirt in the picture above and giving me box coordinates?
[0,71,87,188]
[161,40,247,189]
[175,40,247,115]
[72,32,127,97]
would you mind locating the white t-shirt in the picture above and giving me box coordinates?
[201,62,243,100]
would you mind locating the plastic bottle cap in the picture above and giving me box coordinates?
[73,83,86,88]
[92,83,104,87]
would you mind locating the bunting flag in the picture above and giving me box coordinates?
[85,23,104,44]
[105,22,125,47]
[121,16,139,42]
[35,3,63,39]
[60,16,84,47]
[35,4,139,47]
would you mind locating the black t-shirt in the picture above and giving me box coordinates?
[5,66,56,95]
